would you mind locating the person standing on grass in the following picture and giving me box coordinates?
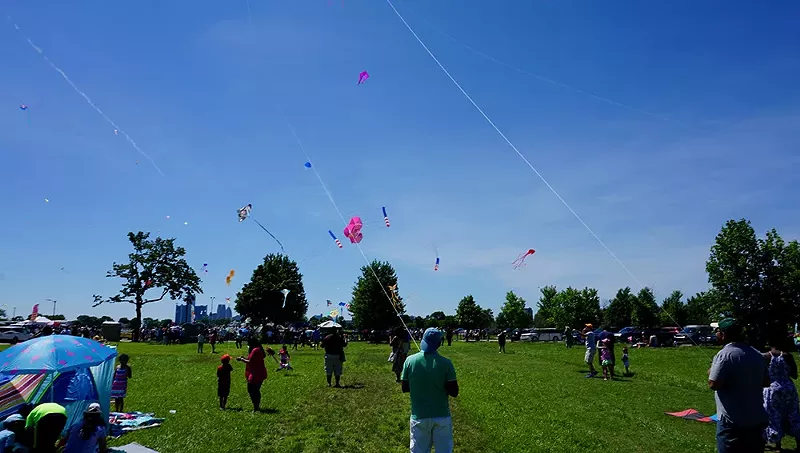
[709,318,769,453]
[445,328,453,347]
[111,354,132,412]
[217,354,233,410]
[321,329,346,388]
[392,328,410,383]
[197,331,205,353]
[762,336,800,451]
[401,328,458,453]
[583,326,597,378]
[497,330,506,353]
[237,338,267,412]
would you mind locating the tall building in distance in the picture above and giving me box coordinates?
[215,304,232,320]
[174,304,189,324]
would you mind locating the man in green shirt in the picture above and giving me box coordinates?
[401,328,459,453]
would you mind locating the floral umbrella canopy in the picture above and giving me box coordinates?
[0,335,116,375]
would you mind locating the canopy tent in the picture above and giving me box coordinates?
[318,321,342,329]
[0,337,117,434]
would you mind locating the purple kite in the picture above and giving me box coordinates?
[357,71,369,85]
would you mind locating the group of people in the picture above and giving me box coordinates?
[581,325,631,380]
[0,402,109,453]
[708,318,800,452]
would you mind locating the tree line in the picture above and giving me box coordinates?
[91,218,799,347]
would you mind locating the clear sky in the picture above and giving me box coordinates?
[1,0,798,322]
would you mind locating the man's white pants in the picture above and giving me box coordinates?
[410,416,453,453]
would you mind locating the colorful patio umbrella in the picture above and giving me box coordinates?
[0,336,116,375]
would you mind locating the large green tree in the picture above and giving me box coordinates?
[350,260,403,330]
[685,291,714,325]
[235,253,308,324]
[456,295,484,331]
[659,290,686,327]
[706,219,800,346]
[633,287,660,328]
[93,232,202,341]
[496,291,533,329]
[533,286,559,328]
[603,287,636,328]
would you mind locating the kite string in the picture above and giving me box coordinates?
[7,17,165,176]
[384,0,712,359]
[383,0,642,288]
[251,218,286,254]
[408,11,677,123]
[285,117,420,351]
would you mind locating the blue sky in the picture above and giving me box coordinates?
[1,0,798,322]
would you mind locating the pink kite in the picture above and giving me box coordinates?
[512,249,535,269]
[343,217,363,243]
[357,71,369,85]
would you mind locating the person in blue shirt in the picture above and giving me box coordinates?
[61,403,107,453]
[401,328,459,453]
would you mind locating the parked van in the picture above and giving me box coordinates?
[520,328,562,342]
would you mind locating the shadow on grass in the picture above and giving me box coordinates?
[341,383,365,390]
[256,408,280,414]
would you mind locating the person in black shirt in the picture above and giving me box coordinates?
[321,329,346,388]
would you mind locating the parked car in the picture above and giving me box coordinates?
[0,326,34,343]
[614,326,641,341]
[673,325,714,345]
[520,328,562,342]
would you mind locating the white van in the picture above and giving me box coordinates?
[520,328,562,342]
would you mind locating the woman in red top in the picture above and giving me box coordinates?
[237,338,267,411]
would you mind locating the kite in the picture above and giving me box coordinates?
[345,303,351,310]
[343,217,363,244]
[338,302,345,307]
[237,204,252,222]
[304,162,312,169]
[326,300,332,306]
[202,263,208,273]
[237,203,285,253]
[512,249,536,269]
[357,71,369,85]
[328,230,343,248]
[44,198,49,203]
[225,297,231,304]
[387,284,400,310]
[434,257,440,272]
[225,269,235,286]
[329,309,339,318]
[281,289,290,307]
[19,104,27,111]
[114,129,118,135]
[382,207,390,227]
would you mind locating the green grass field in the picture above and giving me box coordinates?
[105,340,779,453]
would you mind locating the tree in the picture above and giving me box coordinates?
[659,290,686,327]
[479,308,495,329]
[533,286,559,328]
[48,314,65,321]
[604,287,636,328]
[685,292,713,325]
[350,260,403,330]
[93,232,202,341]
[118,317,131,325]
[455,295,484,331]
[706,219,800,346]
[632,287,660,328]
[573,287,602,328]
[235,253,308,325]
[497,291,532,329]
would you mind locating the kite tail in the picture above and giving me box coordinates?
[252,218,286,253]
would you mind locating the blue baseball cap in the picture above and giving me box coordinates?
[421,328,443,353]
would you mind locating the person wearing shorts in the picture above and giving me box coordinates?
[402,328,459,453]
[322,329,346,388]
[583,326,597,377]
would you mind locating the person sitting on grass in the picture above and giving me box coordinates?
[24,403,67,453]
[111,354,132,412]
[277,345,293,371]
[61,402,108,453]
[217,354,233,410]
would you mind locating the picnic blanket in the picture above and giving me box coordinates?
[109,412,165,437]
[110,443,161,453]
[665,409,718,423]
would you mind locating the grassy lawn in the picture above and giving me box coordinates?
[105,340,783,453]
